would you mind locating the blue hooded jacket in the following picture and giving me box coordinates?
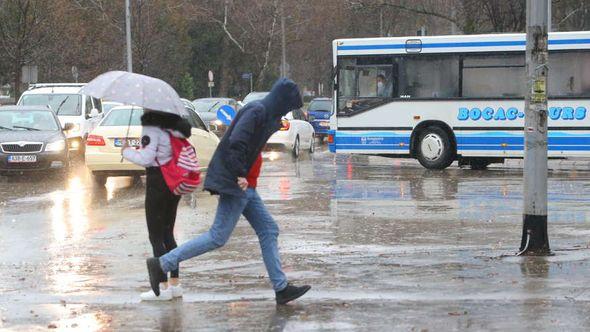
[204,78,303,197]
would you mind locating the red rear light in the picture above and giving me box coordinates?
[87,135,105,146]
[327,134,334,144]
[280,119,290,131]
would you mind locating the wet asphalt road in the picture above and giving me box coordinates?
[1,146,590,331]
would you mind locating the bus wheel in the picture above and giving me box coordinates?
[416,126,455,170]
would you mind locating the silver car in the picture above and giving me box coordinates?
[192,98,239,137]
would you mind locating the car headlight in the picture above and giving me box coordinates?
[320,121,330,127]
[45,140,66,152]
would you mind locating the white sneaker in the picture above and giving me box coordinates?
[140,288,173,301]
[169,285,183,298]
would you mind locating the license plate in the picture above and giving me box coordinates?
[8,155,37,163]
[114,138,140,147]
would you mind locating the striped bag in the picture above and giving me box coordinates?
[159,134,201,195]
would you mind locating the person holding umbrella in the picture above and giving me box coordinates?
[80,71,192,301]
[146,78,311,305]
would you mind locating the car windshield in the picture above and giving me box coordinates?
[0,110,60,131]
[101,108,144,126]
[243,92,269,104]
[308,100,332,112]
[102,102,123,114]
[20,94,82,116]
[193,99,226,113]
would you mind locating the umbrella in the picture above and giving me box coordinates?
[79,71,186,116]
[80,71,187,162]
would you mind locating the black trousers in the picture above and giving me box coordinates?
[145,167,181,280]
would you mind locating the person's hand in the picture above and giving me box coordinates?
[120,139,130,155]
[237,177,248,191]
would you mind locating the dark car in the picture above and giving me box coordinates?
[306,98,332,143]
[0,105,72,174]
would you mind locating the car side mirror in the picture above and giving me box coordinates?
[90,108,100,118]
[63,123,75,131]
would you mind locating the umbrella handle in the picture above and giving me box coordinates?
[120,107,134,163]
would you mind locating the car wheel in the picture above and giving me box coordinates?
[292,136,300,158]
[309,134,315,154]
[416,126,455,170]
[92,172,108,187]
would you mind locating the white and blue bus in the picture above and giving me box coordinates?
[328,31,590,169]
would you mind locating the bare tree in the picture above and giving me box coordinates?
[0,0,49,98]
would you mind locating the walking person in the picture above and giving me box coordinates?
[146,78,311,304]
[122,110,192,301]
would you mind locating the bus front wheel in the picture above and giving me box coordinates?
[416,126,455,170]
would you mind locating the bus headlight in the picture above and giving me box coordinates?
[45,140,66,152]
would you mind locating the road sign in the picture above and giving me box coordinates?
[217,105,236,126]
[208,70,214,82]
[242,72,252,80]
[207,81,215,88]
[22,65,38,84]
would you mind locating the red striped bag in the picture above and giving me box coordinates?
[159,134,201,195]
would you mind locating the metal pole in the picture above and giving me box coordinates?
[520,0,550,255]
[125,0,133,72]
[280,1,287,77]
[250,76,253,92]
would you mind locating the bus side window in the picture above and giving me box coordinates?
[549,51,590,97]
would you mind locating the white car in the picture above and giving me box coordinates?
[85,106,219,185]
[267,109,315,158]
[17,83,103,155]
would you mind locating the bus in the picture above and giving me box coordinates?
[328,31,590,169]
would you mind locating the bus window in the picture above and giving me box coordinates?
[397,55,459,98]
[549,51,590,97]
[462,53,525,98]
[337,58,396,115]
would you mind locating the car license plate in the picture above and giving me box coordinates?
[114,138,140,147]
[8,155,37,163]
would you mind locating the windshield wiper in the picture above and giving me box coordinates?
[54,96,70,115]
[205,101,220,113]
[12,125,40,131]
[0,125,13,130]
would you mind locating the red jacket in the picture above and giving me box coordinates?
[246,154,263,188]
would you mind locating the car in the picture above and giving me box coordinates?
[238,91,269,108]
[0,105,72,174]
[192,97,239,137]
[306,98,332,143]
[85,106,220,186]
[17,83,104,155]
[266,109,315,158]
[102,101,124,114]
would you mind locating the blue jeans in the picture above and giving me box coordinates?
[159,188,288,291]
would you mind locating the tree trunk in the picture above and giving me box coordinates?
[13,60,22,101]
[218,37,231,97]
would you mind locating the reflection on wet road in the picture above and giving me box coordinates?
[2,150,590,330]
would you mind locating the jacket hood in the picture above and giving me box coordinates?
[260,78,303,117]
[141,111,191,138]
